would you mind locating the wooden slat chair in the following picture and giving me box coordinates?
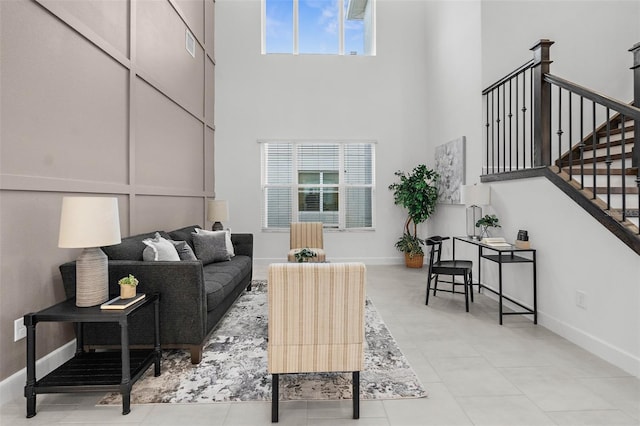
[267,262,366,422]
[287,222,326,262]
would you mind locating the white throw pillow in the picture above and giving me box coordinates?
[195,228,235,257]
[142,232,181,261]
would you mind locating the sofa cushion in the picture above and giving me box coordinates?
[202,255,252,310]
[192,231,230,264]
[195,228,235,257]
[142,232,181,261]
[170,240,197,261]
[102,231,171,261]
[168,225,201,249]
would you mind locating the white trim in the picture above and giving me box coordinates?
[0,340,75,405]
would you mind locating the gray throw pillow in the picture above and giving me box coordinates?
[169,239,197,261]
[142,232,181,261]
[194,228,235,257]
[192,231,230,264]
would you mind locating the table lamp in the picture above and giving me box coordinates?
[207,200,229,231]
[461,184,491,240]
[58,197,121,307]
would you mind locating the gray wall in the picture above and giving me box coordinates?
[0,0,216,381]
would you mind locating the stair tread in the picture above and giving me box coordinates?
[562,167,638,175]
[594,187,639,194]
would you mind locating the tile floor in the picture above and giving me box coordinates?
[2,265,638,425]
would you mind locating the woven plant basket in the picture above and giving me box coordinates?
[120,285,136,299]
[404,253,424,268]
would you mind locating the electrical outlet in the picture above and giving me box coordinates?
[14,317,27,342]
[576,291,587,309]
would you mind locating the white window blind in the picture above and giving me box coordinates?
[261,141,375,230]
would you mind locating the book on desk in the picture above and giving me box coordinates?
[100,293,146,310]
[481,237,513,248]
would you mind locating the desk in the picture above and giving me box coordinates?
[24,293,161,418]
[453,237,537,325]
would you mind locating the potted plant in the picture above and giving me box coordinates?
[294,248,317,263]
[118,274,139,299]
[476,214,500,239]
[388,164,440,268]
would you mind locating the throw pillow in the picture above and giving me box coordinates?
[169,239,197,261]
[142,232,181,261]
[194,228,235,257]
[191,231,230,264]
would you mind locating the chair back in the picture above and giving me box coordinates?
[426,236,449,268]
[289,222,324,249]
[267,262,366,374]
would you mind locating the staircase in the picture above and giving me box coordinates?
[481,40,640,254]
[555,112,639,232]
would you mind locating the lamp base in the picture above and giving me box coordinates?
[212,222,224,231]
[75,247,109,307]
[466,205,482,240]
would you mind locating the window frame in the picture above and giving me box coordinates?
[260,140,376,231]
[261,0,375,56]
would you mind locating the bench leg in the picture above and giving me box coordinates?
[353,371,360,419]
[189,346,202,364]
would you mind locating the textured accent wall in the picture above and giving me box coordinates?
[0,0,215,381]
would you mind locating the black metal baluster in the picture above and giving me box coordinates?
[568,93,573,181]
[508,79,513,171]
[497,86,501,173]
[515,74,520,170]
[491,90,495,174]
[503,80,507,171]
[485,94,490,175]
[530,68,533,167]
[579,96,585,189]
[621,115,626,222]
[523,69,528,168]
[557,87,563,174]
[605,107,612,210]
[592,102,597,199]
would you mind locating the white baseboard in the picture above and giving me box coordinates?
[0,340,75,406]
[480,286,639,377]
[539,311,640,378]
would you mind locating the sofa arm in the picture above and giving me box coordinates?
[231,233,253,259]
[60,260,208,346]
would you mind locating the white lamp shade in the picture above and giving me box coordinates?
[207,200,229,222]
[461,184,491,207]
[58,197,121,248]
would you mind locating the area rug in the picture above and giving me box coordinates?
[99,280,427,405]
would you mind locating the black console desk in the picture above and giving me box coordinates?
[24,293,161,417]
[453,237,537,325]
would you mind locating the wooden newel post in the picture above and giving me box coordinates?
[530,39,554,167]
[630,42,640,168]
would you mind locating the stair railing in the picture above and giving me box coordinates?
[482,39,640,232]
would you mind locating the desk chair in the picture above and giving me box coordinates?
[425,236,474,312]
[287,222,326,262]
[267,262,366,422]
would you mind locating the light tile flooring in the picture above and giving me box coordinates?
[2,265,639,425]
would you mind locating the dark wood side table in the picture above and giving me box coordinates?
[453,237,537,325]
[24,293,161,418]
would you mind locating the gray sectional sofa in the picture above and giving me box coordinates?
[59,225,253,363]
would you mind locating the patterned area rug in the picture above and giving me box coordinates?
[99,280,427,405]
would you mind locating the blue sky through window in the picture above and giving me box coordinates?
[265,0,365,55]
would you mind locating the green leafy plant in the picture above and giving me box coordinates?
[394,233,425,257]
[388,164,439,255]
[475,214,500,229]
[118,274,139,287]
[294,248,317,263]
[476,214,500,238]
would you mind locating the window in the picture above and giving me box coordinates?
[263,0,375,55]
[261,141,375,230]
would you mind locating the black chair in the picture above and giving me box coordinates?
[425,236,474,312]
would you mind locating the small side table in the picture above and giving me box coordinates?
[24,293,161,418]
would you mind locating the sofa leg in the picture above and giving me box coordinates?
[189,346,202,364]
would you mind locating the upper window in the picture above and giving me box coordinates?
[260,141,376,230]
[263,0,375,56]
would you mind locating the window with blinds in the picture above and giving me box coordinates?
[260,141,375,230]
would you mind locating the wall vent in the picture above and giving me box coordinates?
[185,29,196,58]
